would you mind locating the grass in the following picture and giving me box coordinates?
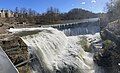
[77,36,91,52]
[103,40,113,50]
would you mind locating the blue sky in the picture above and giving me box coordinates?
[0,0,109,13]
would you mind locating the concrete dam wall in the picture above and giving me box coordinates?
[42,18,100,36]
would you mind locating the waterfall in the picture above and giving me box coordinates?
[9,27,101,73]
[61,23,100,36]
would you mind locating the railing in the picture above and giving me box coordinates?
[42,18,100,28]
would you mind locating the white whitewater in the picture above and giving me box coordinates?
[9,28,101,73]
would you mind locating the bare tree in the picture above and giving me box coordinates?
[107,0,120,22]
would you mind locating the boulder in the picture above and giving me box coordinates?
[94,19,120,73]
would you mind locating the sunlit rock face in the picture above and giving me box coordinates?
[9,28,100,73]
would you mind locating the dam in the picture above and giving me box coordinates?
[0,18,102,73]
[42,18,100,36]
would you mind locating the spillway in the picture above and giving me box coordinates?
[9,27,102,73]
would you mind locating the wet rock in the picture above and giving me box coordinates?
[95,19,120,73]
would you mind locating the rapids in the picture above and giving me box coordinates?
[9,27,102,73]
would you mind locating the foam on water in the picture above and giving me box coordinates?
[9,28,101,73]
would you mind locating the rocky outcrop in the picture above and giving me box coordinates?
[94,20,120,73]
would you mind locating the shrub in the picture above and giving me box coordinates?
[77,37,91,52]
[103,40,113,50]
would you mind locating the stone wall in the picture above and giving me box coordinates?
[0,36,31,73]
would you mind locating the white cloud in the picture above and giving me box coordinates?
[81,2,86,5]
[91,0,96,3]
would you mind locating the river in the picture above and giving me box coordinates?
[9,27,103,73]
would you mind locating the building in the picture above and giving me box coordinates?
[0,9,14,18]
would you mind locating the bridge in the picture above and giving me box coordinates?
[42,18,100,36]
